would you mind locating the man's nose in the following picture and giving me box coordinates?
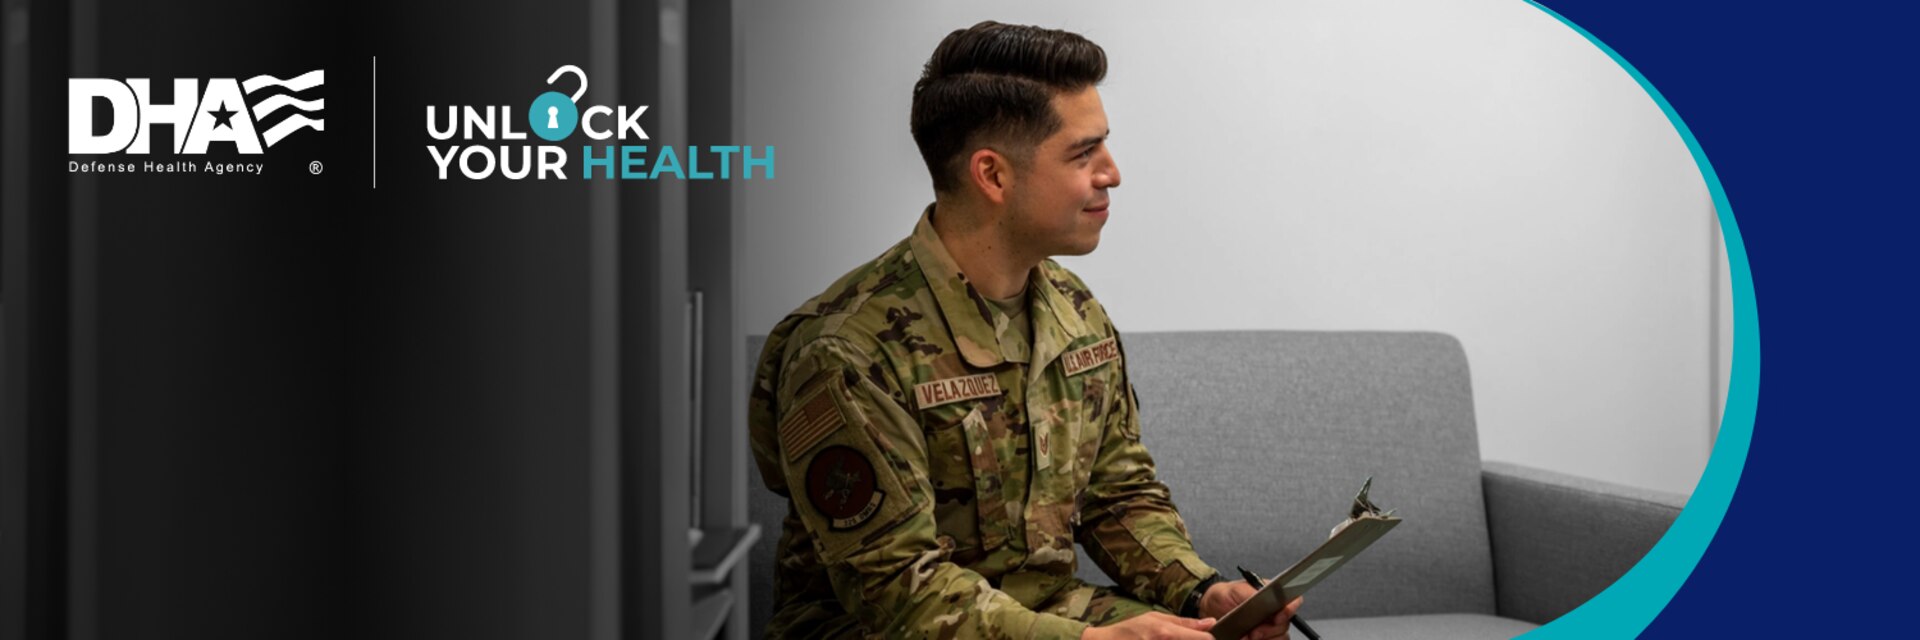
[1097,150,1121,189]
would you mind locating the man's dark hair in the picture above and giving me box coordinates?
[910,21,1108,194]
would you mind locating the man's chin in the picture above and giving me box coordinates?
[1057,235,1101,257]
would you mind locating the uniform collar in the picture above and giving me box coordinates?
[1031,260,1092,342]
[1027,259,1092,385]
[911,204,1090,370]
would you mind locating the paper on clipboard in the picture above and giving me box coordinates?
[1210,478,1402,640]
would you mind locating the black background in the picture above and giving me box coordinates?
[5,0,671,637]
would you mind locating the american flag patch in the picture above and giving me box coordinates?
[781,387,844,462]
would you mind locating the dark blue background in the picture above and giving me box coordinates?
[1538,1,1917,634]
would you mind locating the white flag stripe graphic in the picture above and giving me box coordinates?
[242,69,325,94]
[251,95,325,119]
[261,114,325,147]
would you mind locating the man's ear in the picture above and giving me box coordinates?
[966,148,1014,205]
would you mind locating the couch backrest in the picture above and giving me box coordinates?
[745,331,1496,634]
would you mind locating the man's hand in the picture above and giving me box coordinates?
[1198,580,1304,640]
[1080,612,1217,640]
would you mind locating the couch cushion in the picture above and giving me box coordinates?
[1307,613,1537,639]
[1071,331,1495,618]
[1482,460,1683,624]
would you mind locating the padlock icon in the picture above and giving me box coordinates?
[529,65,588,142]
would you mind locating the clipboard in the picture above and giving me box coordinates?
[1210,478,1402,640]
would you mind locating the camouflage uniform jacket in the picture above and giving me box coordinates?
[749,206,1219,638]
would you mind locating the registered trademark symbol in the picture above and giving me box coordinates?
[309,160,324,175]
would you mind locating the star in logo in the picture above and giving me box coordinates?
[209,101,237,130]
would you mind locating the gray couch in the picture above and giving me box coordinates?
[746,331,1685,638]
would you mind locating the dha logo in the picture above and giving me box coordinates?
[427,65,772,181]
[69,70,326,154]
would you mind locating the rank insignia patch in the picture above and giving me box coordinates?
[805,445,885,530]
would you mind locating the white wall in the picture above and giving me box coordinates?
[736,0,1727,495]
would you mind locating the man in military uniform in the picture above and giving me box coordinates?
[749,21,1303,639]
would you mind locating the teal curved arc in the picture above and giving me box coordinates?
[1517,2,1761,638]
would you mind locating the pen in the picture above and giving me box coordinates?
[1238,565,1320,640]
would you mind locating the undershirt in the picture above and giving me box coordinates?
[987,285,1032,360]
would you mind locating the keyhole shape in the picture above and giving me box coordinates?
[546,106,560,129]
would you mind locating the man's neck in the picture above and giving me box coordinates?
[930,198,1038,300]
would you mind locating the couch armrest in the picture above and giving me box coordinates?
[1481,460,1684,624]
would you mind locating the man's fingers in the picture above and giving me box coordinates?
[1226,582,1256,607]
[1245,597,1303,640]
[1265,597,1302,627]
[1148,612,1215,628]
[1154,613,1216,639]
[1249,621,1290,640]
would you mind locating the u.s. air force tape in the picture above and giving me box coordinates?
[1062,337,1120,376]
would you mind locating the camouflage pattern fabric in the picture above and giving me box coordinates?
[749,206,1219,639]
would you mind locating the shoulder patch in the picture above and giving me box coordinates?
[781,386,844,462]
[1062,337,1121,376]
[805,445,885,530]
[913,373,1002,410]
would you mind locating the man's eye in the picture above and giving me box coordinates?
[1077,148,1094,160]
